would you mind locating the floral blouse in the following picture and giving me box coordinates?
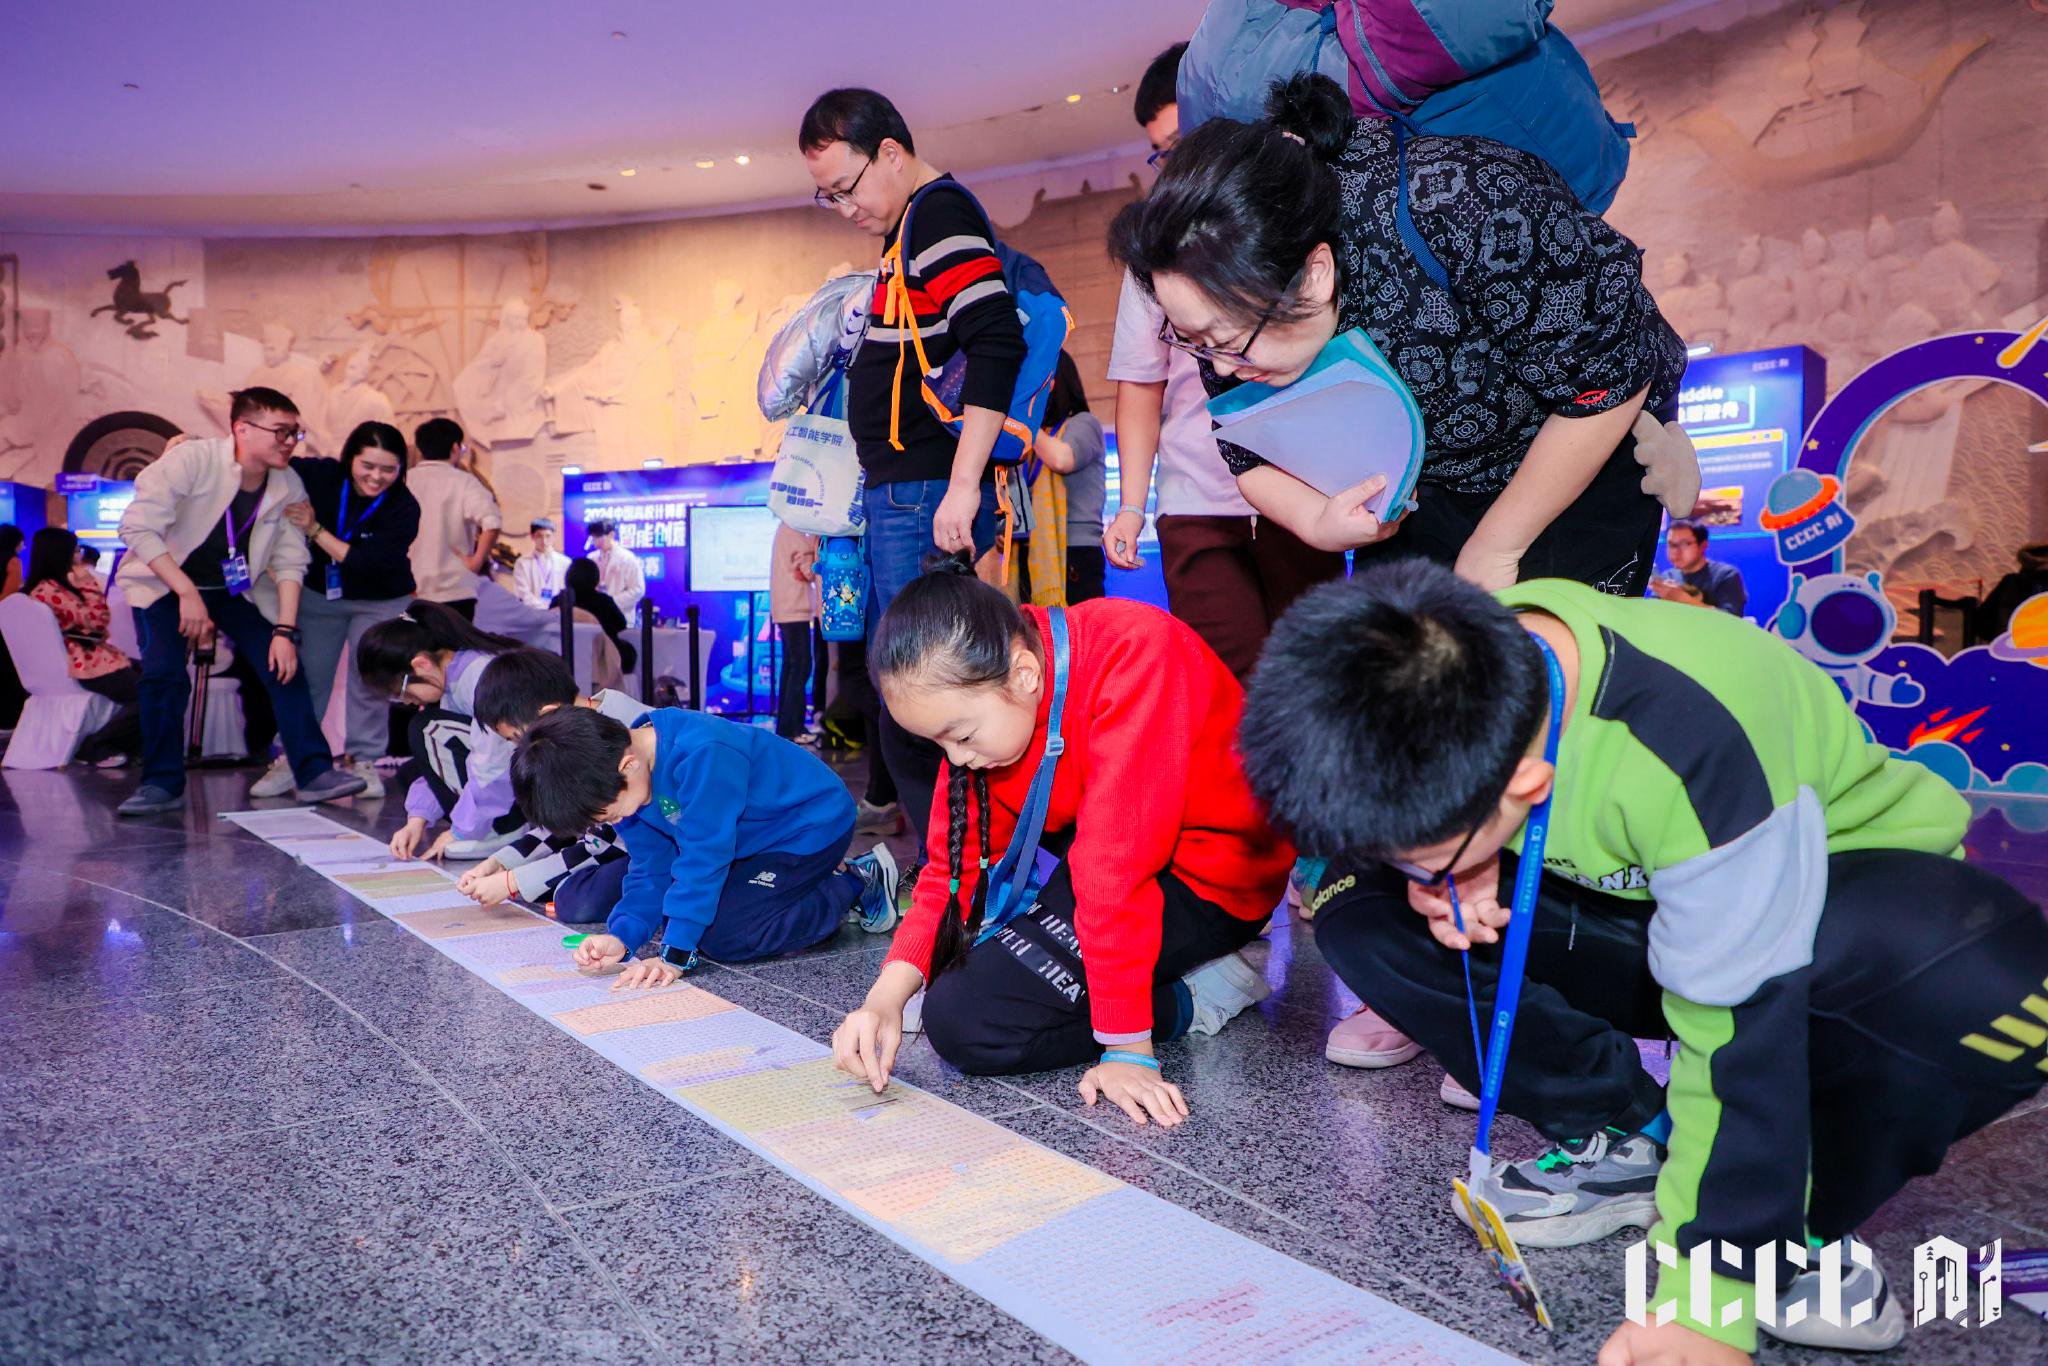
[27,580,129,679]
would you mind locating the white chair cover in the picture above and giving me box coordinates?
[0,595,117,769]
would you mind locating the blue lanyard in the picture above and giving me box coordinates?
[974,607,1070,946]
[222,489,264,559]
[335,481,388,544]
[1452,630,1566,1157]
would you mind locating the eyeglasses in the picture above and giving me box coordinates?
[1145,135,1179,170]
[1156,264,1306,366]
[240,419,305,445]
[1386,823,1483,889]
[813,157,872,210]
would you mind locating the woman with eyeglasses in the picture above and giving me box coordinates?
[1108,73,1689,599]
[241,420,421,802]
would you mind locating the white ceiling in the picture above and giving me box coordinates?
[0,0,1685,237]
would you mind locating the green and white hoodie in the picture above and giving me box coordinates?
[1499,580,1970,1352]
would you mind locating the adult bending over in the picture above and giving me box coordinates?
[1108,75,1688,595]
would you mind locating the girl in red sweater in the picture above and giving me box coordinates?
[831,562,1292,1126]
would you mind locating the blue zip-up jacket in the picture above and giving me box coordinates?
[607,708,856,955]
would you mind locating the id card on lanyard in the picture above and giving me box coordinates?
[1449,630,1567,1332]
[221,492,265,597]
[325,482,387,600]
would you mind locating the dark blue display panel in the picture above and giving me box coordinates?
[563,463,777,714]
[1655,345,1825,623]
[60,476,133,571]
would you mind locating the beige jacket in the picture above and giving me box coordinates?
[116,436,310,620]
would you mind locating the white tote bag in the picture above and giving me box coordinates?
[768,364,866,537]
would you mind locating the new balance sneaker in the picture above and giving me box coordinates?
[1440,1073,1480,1111]
[442,828,522,860]
[848,843,901,934]
[1453,1128,1665,1248]
[1761,1236,1906,1351]
[116,784,182,817]
[249,754,295,798]
[1324,1005,1422,1068]
[855,798,904,836]
[1181,951,1272,1037]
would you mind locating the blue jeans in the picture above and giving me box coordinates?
[860,478,1001,844]
[135,592,336,797]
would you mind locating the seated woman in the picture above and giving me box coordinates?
[23,527,141,766]
[554,556,638,681]
[830,562,1293,1128]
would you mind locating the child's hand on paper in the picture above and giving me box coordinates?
[571,933,627,971]
[832,1004,905,1094]
[390,816,429,860]
[1405,855,1508,951]
[467,871,515,906]
[612,957,682,992]
[420,828,456,863]
[1308,475,1399,552]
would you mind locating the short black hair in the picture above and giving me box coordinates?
[1134,43,1186,127]
[414,417,463,461]
[798,88,915,158]
[1667,519,1708,545]
[511,706,633,837]
[1238,559,1546,859]
[474,648,579,733]
[78,545,101,566]
[230,386,299,423]
[585,518,615,539]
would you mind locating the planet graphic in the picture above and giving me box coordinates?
[1987,592,2048,669]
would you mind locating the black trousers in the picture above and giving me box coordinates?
[922,862,1268,1076]
[775,621,813,740]
[1314,849,2048,1241]
[1065,546,1106,604]
[1356,430,1664,598]
[77,665,144,762]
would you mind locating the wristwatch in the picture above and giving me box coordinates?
[271,624,302,642]
[661,945,701,973]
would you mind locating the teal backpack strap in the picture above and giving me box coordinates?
[974,607,1070,945]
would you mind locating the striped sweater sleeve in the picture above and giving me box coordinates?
[506,824,628,904]
[902,188,1025,414]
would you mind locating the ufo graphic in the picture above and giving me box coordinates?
[1988,592,2048,669]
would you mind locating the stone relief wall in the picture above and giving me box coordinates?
[1595,0,2048,598]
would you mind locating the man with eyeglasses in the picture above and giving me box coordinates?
[113,386,366,815]
[1104,44,1343,683]
[797,86,1023,850]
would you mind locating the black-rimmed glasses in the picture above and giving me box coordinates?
[1386,823,1483,889]
[240,419,305,445]
[813,158,872,210]
[1156,264,1306,366]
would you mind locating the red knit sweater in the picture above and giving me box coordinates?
[885,599,1294,1038]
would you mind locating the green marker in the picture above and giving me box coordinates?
[562,933,587,948]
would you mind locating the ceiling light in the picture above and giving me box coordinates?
[641,458,664,469]
[695,159,716,169]
[562,465,584,475]
[1065,93,1083,103]
[733,154,751,166]
[619,167,637,177]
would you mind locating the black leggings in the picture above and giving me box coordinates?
[78,665,143,762]
[1314,849,2048,1240]
[921,862,1268,1076]
[775,622,813,740]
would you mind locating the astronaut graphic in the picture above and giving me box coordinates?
[1773,571,1924,707]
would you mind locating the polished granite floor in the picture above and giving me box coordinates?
[2,755,2045,1363]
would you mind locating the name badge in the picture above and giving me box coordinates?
[222,553,253,596]
[325,564,344,600]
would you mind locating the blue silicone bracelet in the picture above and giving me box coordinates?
[1099,1049,1160,1070]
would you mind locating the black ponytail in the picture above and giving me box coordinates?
[871,558,1036,693]
[356,598,521,694]
[927,766,993,986]
[1106,71,1350,329]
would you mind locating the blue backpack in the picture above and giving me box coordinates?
[882,180,1073,467]
[1180,0,1633,214]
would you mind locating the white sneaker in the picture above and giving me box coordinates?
[1180,951,1271,1037]
[443,829,523,861]
[1440,1073,1480,1111]
[249,754,295,798]
[347,764,384,799]
[1761,1237,1907,1351]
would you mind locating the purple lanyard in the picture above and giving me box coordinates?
[222,489,265,559]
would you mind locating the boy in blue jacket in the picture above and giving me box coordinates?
[511,705,900,989]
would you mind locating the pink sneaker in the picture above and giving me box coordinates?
[1440,1073,1480,1111]
[1324,1006,1422,1068]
